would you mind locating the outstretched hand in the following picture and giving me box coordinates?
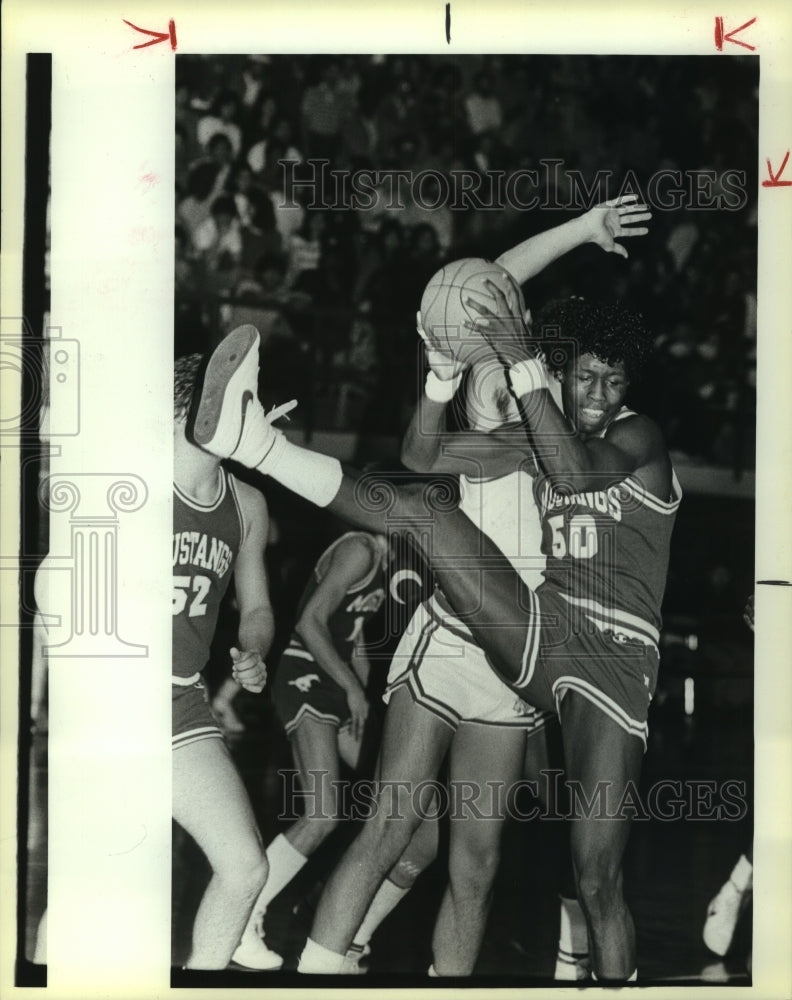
[462,281,533,366]
[585,194,652,259]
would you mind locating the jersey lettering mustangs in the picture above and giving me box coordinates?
[536,415,681,650]
[172,469,243,679]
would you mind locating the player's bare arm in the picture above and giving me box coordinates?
[495,195,652,284]
[232,480,276,693]
[294,536,374,741]
[467,282,671,495]
[402,312,538,479]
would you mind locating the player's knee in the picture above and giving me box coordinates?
[214,842,268,899]
[361,802,421,867]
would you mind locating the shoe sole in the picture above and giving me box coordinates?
[192,325,259,448]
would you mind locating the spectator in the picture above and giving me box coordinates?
[247,118,303,177]
[197,89,244,157]
[286,211,327,288]
[301,60,345,161]
[193,196,243,296]
[464,72,502,136]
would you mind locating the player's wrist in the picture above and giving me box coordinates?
[425,370,462,402]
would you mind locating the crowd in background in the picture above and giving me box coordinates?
[175,53,758,469]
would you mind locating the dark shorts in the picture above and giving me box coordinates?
[518,586,660,748]
[171,676,224,751]
[272,647,349,737]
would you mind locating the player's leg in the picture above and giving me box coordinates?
[299,687,453,971]
[557,691,643,982]
[523,723,590,980]
[190,330,548,704]
[172,737,268,969]
[233,716,342,968]
[343,814,441,973]
[431,720,525,975]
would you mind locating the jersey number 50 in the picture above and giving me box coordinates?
[547,513,598,560]
[173,574,211,616]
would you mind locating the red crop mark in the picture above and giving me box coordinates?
[123,18,177,51]
[762,151,792,188]
[714,16,756,51]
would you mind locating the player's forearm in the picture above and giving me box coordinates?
[238,606,275,658]
[400,393,448,472]
[296,616,362,693]
[516,387,630,487]
[350,640,371,689]
[496,214,591,285]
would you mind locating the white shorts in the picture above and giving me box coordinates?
[384,595,553,732]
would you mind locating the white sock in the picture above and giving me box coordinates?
[352,879,410,947]
[298,937,346,974]
[259,833,308,911]
[428,964,438,976]
[256,433,343,508]
[558,895,589,956]
[591,970,637,982]
[730,854,753,892]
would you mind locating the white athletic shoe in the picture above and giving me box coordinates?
[554,948,591,981]
[231,932,284,971]
[703,878,751,957]
[190,324,296,468]
[341,942,371,975]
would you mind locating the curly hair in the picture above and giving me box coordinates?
[174,353,203,422]
[533,297,654,382]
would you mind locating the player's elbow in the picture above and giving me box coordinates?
[400,438,434,473]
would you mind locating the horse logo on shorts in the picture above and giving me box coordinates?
[289,673,321,693]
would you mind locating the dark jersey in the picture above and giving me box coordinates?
[172,469,244,679]
[287,532,387,665]
[535,409,681,649]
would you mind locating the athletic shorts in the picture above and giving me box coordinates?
[171,674,223,750]
[518,585,660,748]
[384,596,553,733]
[272,644,349,737]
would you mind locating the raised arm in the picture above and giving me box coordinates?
[232,480,276,693]
[495,196,651,285]
[401,314,537,479]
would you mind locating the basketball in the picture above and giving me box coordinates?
[419,258,526,359]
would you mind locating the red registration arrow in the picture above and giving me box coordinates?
[123,18,177,50]
[762,151,792,188]
[714,16,756,51]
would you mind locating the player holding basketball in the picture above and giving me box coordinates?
[231,529,399,969]
[172,352,275,969]
[267,202,647,977]
[187,206,670,983]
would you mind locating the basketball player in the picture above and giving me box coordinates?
[305,197,653,976]
[187,275,677,982]
[231,529,396,969]
[172,351,275,969]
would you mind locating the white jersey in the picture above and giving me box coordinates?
[459,468,545,591]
